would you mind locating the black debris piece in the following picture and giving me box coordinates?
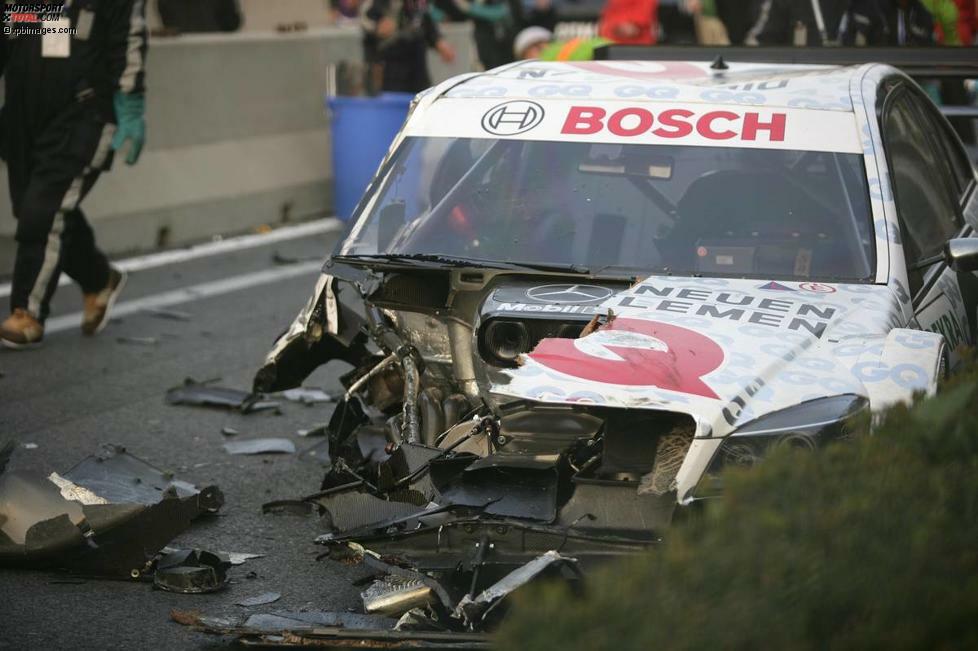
[0,445,223,578]
[236,591,281,607]
[430,453,562,523]
[261,499,321,517]
[272,251,321,265]
[165,380,279,414]
[63,444,222,510]
[223,438,296,455]
[160,546,263,566]
[316,489,428,533]
[154,549,231,594]
[143,307,192,321]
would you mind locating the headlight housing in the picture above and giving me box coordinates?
[481,320,530,366]
[693,394,868,499]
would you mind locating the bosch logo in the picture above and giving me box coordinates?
[482,101,545,136]
[525,284,613,304]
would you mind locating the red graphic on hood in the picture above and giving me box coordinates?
[527,318,724,399]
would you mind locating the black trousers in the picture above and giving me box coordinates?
[2,100,113,321]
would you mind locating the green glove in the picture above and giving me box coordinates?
[467,3,509,22]
[112,92,146,165]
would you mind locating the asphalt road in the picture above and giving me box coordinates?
[0,219,372,650]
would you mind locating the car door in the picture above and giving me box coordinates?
[881,84,974,366]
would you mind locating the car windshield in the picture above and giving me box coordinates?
[340,137,876,281]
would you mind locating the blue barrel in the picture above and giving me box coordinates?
[328,92,413,221]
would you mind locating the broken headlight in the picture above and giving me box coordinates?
[482,320,530,366]
[694,394,868,499]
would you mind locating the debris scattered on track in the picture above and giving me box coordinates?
[154,548,231,594]
[223,438,296,455]
[278,387,336,405]
[172,608,491,648]
[159,546,264,566]
[236,592,282,607]
[272,251,320,266]
[296,425,326,437]
[165,379,280,414]
[0,443,223,580]
[142,307,192,321]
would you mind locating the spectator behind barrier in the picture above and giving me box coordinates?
[839,0,935,45]
[512,26,611,60]
[600,0,659,44]
[746,0,852,46]
[362,0,455,93]
[330,0,363,25]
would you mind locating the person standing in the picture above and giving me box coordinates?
[746,0,853,45]
[839,0,936,45]
[362,0,455,93]
[0,0,147,349]
[599,0,659,44]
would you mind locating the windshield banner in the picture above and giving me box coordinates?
[405,98,863,154]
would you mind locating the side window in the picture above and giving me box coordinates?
[883,91,962,292]
[908,93,976,202]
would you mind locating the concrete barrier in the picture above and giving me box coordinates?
[0,22,476,272]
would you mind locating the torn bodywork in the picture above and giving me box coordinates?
[252,247,873,641]
[0,444,223,578]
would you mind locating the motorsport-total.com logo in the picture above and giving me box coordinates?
[3,2,67,35]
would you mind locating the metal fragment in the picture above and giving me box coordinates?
[223,438,296,455]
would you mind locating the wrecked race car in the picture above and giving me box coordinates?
[248,58,977,635]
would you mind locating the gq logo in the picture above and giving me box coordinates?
[481,101,545,136]
[528,318,725,399]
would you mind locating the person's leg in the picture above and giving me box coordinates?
[61,208,111,295]
[62,205,126,336]
[9,104,115,323]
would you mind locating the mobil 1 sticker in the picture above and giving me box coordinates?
[489,283,619,315]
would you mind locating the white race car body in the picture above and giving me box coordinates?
[263,59,977,508]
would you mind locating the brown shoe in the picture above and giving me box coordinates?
[0,308,44,349]
[82,268,127,336]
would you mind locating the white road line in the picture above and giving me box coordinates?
[0,218,342,299]
[44,261,323,334]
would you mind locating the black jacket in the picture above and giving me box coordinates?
[1,0,147,132]
[362,0,440,92]
[746,0,854,45]
[839,0,935,45]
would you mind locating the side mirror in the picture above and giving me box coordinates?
[944,238,978,273]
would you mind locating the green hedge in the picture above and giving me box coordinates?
[496,365,978,650]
